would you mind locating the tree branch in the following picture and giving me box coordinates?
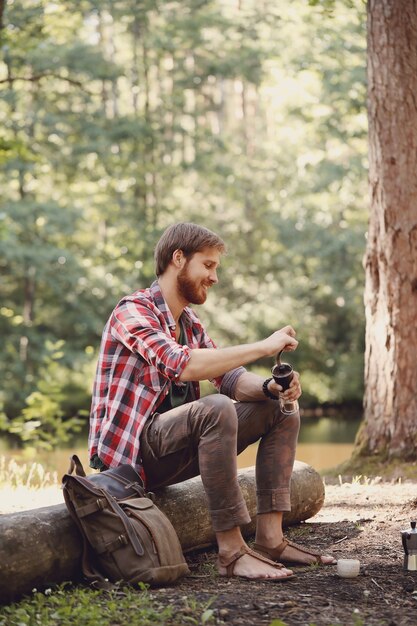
[0,72,93,93]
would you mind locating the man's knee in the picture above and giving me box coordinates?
[263,399,301,431]
[193,394,238,435]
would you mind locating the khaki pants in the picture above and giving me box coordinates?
[139,394,300,532]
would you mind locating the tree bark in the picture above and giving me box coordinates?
[0,462,324,603]
[357,0,417,459]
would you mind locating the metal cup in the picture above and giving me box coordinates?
[271,363,298,415]
[271,363,294,390]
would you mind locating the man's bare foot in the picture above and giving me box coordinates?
[278,541,335,565]
[218,546,294,580]
[253,538,336,566]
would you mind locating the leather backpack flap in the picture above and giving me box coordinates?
[67,454,146,500]
[86,467,145,500]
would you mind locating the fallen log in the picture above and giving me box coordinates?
[0,461,324,603]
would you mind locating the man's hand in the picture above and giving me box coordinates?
[234,370,302,403]
[268,370,302,401]
[260,325,298,358]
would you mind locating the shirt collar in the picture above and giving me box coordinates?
[150,280,193,330]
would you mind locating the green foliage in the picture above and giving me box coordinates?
[308,0,360,12]
[0,584,216,626]
[0,0,368,447]
[7,341,86,449]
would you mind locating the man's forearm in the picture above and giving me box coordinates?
[178,325,298,383]
[179,343,268,382]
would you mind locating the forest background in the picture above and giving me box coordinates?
[0,0,367,450]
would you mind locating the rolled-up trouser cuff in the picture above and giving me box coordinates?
[210,499,252,532]
[257,488,291,514]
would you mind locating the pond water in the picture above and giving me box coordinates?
[0,415,362,478]
[239,415,361,472]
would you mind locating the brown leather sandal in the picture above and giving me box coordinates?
[218,545,295,581]
[253,538,336,566]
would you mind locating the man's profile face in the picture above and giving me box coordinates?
[177,247,221,305]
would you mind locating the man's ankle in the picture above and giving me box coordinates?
[254,534,283,548]
[216,527,246,556]
[255,512,284,547]
[217,539,246,556]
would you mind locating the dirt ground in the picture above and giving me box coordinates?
[152,480,417,626]
[2,478,417,624]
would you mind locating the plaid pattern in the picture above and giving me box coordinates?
[89,280,227,473]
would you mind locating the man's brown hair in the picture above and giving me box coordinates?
[154,222,226,276]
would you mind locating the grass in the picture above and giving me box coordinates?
[0,586,370,626]
[322,452,417,483]
[0,584,217,626]
[0,456,58,489]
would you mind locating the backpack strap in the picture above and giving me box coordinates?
[75,498,107,518]
[102,492,145,557]
[94,533,129,555]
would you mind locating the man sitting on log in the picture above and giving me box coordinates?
[89,222,335,581]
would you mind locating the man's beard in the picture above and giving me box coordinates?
[177,266,208,305]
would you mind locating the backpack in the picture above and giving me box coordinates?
[62,455,189,587]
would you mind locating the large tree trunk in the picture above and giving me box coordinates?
[357,1,417,458]
[0,462,324,603]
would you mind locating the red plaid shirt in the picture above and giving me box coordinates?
[89,280,244,475]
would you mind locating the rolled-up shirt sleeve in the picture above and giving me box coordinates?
[111,299,191,381]
[219,366,247,399]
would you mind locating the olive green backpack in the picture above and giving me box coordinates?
[62,455,189,587]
